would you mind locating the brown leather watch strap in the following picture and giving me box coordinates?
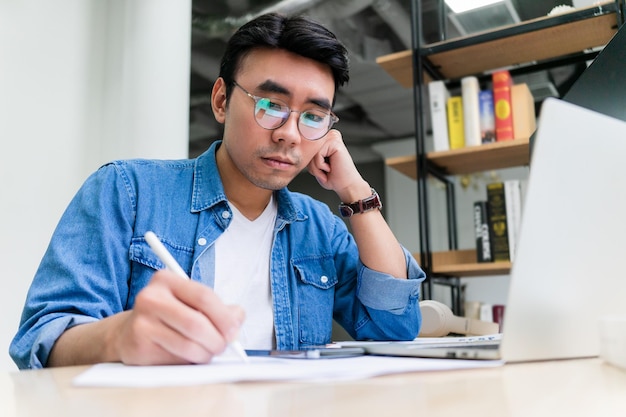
[338,188,382,218]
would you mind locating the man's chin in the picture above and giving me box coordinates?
[250,176,293,191]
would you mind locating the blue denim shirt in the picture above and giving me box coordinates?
[10,141,425,369]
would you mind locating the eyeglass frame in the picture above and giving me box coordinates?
[231,80,339,141]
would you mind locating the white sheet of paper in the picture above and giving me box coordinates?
[73,355,503,387]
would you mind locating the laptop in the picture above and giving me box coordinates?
[365,97,626,362]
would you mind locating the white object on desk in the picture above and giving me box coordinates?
[599,315,626,371]
[73,355,503,387]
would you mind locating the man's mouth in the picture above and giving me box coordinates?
[262,155,296,169]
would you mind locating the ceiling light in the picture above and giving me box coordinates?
[445,0,503,14]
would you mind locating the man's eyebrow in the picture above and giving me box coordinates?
[257,80,332,110]
[257,80,289,95]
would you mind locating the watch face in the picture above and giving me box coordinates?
[339,205,354,218]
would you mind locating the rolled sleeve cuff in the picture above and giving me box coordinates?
[357,247,425,313]
[26,315,98,369]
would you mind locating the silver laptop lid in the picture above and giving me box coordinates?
[500,98,626,362]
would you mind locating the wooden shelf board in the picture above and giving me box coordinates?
[430,12,617,80]
[385,154,419,179]
[415,249,511,277]
[376,4,618,87]
[386,138,530,179]
[434,261,512,277]
[376,50,413,88]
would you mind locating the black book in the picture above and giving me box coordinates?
[486,182,510,262]
[473,201,493,262]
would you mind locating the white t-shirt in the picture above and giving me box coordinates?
[213,196,277,349]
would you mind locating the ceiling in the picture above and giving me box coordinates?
[188,0,578,160]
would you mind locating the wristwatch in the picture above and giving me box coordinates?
[338,188,382,218]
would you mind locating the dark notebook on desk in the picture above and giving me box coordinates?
[530,17,626,157]
[562,19,626,123]
[366,22,626,361]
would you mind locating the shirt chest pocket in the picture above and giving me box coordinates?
[127,238,194,308]
[292,256,338,346]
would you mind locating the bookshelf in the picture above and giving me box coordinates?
[376,1,623,300]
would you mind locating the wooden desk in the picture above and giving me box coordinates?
[2,358,625,417]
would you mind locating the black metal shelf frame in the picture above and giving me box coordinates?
[408,0,624,315]
[422,2,620,55]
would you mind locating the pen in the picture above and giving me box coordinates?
[144,231,250,363]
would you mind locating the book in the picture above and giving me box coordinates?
[504,180,522,262]
[511,83,537,140]
[461,76,481,147]
[479,90,495,143]
[473,201,493,262]
[464,301,481,319]
[428,80,451,152]
[492,304,506,332]
[480,303,494,322]
[486,182,510,262]
[492,70,514,141]
[446,96,465,149]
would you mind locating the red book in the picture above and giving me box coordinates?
[492,304,506,332]
[492,70,514,141]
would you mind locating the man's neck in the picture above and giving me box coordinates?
[216,146,274,221]
[228,189,273,221]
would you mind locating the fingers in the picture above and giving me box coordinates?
[307,139,334,187]
[117,310,209,366]
[308,132,365,195]
[168,275,244,345]
[117,270,244,365]
[307,157,329,179]
[308,158,330,188]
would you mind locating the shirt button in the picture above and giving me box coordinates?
[197,238,207,246]
[222,211,231,219]
[320,275,329,284]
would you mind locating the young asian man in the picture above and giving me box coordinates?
[10,13,425,369]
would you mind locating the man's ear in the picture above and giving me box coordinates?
[211,77,227,123]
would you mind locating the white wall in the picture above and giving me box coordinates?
[0,0,191,371]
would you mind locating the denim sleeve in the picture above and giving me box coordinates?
[329,213,426,342]
[357,246,424,312]
[354,247,425,340]
[9,163,135,369]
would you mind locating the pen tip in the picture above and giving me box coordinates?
[231,340,249,363]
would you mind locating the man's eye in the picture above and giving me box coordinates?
[257,99,287,118]
[302,112,326,127]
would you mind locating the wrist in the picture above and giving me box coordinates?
[336,182,372,203]
[106,312,130,363]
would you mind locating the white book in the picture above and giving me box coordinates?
[479,303,494,322]
[428,80,450,152]
[504,179,522,262]
[461,76,481,147]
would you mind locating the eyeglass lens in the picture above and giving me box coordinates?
[254,98,332,140]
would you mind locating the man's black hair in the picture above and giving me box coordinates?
[219,13,349,102]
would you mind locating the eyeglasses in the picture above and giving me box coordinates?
[232,81,339,141]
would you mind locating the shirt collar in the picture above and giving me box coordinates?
[191,141,306,223]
